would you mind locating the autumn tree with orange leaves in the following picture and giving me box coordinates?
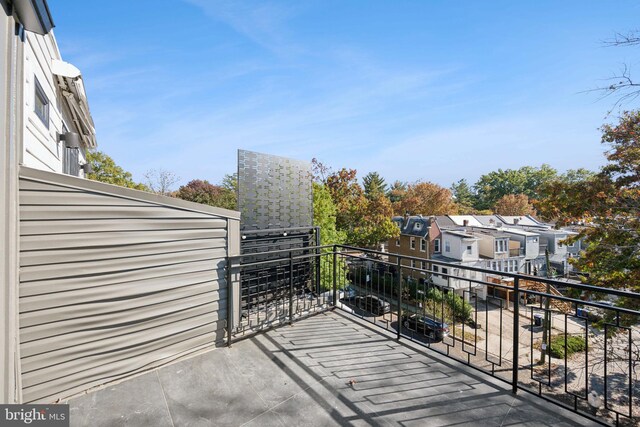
[325,168,398,248]
[493,194,537,216]
[393,181,458,216]
[537,111,640,297]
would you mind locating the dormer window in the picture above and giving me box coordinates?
[414,222,422,231]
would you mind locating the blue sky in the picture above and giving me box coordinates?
[50,1,640,189]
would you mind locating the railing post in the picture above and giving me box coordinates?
[332,246,338,308]
[227,257,233,347]
[226,256,240,347]
[315,227,321,295]
[512,276,520,393]
[396,257,402,341]
[289,251,294,325]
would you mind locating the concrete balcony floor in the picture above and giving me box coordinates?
[67,311,598,426]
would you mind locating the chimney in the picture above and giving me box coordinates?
[463,219,469,227]
[514,218,519,225]
[403,211,410,228]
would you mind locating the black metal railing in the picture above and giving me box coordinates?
[229,243,640,426]
[230,242,336,337]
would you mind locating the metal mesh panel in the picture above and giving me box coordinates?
[237,149,312,231]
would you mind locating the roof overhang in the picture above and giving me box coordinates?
[51,59,97,149]
[13,0,54,35]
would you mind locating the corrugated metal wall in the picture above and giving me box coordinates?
[17,167,240,403]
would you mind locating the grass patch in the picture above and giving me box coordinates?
[549,335,586,359]
[453,327,483,343]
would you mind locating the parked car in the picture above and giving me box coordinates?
[343,285,357,299]
[325,286,358,304]
[402,314,449,341]
[354,295,391,315]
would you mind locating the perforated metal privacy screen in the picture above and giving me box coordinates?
[237,149,313,231]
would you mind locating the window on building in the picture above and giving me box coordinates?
[442,267,448,275]
[421,261,426,269]
[34,77,49,127]
[395,239,400,247]
[466,245,472,252]
[410,237,415,250]
[495,239,507,253]
[445,241,450,253]
[420,239,426,252]
[433,265,439,272]
[434,239,441,253]
[411,260,416,268]
[414,222,422,231]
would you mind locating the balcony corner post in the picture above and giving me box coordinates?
[512,276,520,394]
[289,251,294,325]
[315,227,321,296]
[396,257,402,341]
[332,246,338,308]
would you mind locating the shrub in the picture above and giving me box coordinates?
[549,335,586,359]
[447,292,473,322]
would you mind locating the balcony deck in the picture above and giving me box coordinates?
[67,310,597,426]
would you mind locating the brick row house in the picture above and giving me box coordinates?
[387,214,580,301]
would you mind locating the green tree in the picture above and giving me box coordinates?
[350,193,398,247]
[85,150,148,190]
[450,179,476,213]
[537,111,640,296]
[474,164,558,210]
[313,182,347,290]
[326,168,398,248]
[387,180,408,204]
[362,171,387,199]
[313,182,346,247]
[175,179,236,210]
[220,173,238,210]
[559,168,596,185]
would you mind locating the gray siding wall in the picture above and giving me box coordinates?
[18,167,240,403]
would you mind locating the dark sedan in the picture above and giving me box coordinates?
[402,314,449,341]
[354,295,391,316]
